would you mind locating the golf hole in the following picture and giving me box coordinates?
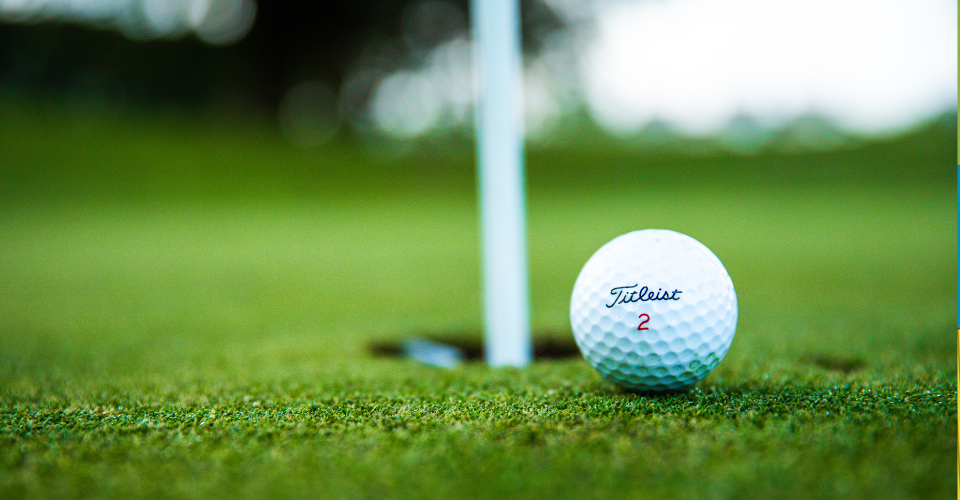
[369,331,581,366]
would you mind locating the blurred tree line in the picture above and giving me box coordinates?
[0,1,561,116]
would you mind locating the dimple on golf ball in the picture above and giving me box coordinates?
[570,229,737,392]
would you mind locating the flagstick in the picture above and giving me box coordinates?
[472,0,531,367]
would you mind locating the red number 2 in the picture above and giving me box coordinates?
[638,314,650,331]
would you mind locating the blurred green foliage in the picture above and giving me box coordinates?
[0,98,954,203]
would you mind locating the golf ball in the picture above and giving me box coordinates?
[570,229,737,392]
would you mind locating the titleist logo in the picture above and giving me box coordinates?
[605,284,682,308]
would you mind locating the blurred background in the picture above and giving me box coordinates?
[0,0,955,156]
[0,0,955,368]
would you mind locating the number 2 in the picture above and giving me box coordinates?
[638,314,650,331]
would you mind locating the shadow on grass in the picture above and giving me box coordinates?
[803,354,867,374]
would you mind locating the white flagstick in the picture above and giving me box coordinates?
[472,0,531,367]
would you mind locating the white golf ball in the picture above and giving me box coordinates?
[570,229,737,392]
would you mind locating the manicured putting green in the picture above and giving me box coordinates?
[0,105,955,499]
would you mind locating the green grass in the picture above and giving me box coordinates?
[0,102,956,499]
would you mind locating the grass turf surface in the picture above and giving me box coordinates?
[0,103,956,499]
